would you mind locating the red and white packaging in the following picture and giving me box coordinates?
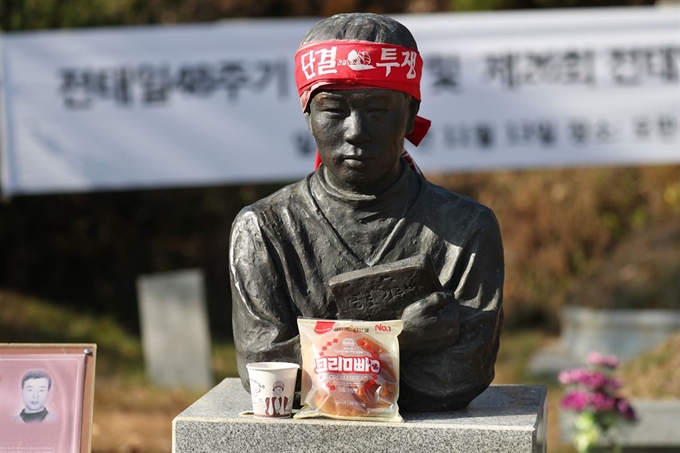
[294,318,403,422]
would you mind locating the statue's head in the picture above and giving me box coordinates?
[294,13,428,193]
[300,13,418,52]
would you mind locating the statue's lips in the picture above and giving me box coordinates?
[341,156,373,168]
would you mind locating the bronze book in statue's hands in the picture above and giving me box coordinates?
[327,254,443,321]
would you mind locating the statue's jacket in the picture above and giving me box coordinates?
[230,161,504,411]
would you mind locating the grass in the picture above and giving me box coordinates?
[620,332,680,400]
[0,289,143,376]
[0,289,239,380]
[494,329,546,383]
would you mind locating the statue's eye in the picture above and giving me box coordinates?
[368,107,389,114]
[365,101,391,115]
[322,107,347,117]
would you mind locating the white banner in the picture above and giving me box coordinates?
[0,8,678,196]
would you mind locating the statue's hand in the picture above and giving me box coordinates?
[398,290,460,356]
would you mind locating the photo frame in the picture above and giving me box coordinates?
[0,344,96,453]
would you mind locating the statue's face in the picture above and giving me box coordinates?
[306,89,415,193]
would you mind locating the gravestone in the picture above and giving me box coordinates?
[560,399,680,452]
[529,308,680,378]
[561,307,680,363]
[137,269,214,389]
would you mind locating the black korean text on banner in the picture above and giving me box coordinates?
[58,60,289,109]
[485,50,596,89]
[482,45,679,90]
[426,54,461,93]
[610,46,680,86]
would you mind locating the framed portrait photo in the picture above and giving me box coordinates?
[0,344,96,453]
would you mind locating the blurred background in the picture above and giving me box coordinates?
[0,1,678,452]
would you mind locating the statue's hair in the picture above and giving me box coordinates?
[21,369,52,390]
[300,13,417,50]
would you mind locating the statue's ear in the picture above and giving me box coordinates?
[405,97,420,135]
[304,110,314,134]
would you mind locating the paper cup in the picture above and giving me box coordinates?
[246,362,299,418]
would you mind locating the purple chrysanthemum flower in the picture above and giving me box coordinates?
[616,398,637,421]
[587,351,619,369]
[558,368,588,385]
[561,390,589,411]
[583,371,608,388]
[559,368,621,390]
[591,392,617,412]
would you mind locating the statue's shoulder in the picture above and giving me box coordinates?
[232,177,311,229]
[419,179,499,227]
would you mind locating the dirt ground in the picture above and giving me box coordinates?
[92,410,175,453]
[91,378,202,453]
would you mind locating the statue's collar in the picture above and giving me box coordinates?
[314,160,412,210]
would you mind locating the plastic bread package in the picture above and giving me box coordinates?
[294,318,404,422]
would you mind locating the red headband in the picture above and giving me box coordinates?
[295,40,431,150]
[295,40,423,101]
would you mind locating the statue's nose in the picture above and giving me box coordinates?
[344,110,370,145]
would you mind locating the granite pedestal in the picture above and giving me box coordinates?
[173,378,547,453]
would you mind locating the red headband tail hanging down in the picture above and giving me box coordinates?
[295,40,432,172]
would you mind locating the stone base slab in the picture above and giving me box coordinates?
[173,378,547,453]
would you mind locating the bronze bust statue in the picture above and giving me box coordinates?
[230,12,504,412]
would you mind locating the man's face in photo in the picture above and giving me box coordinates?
[22,377,50,413]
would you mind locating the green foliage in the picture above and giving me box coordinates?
[494,329,545,381]
[2,0,652,33]
[0,288,240,383]
[0,289,143,375]
[430,165,680,329]
[453,0,516,11]
[450,0,655,12]
[3,166,676,337]
[573,412,601,453]
[1,0,134,31]
[0,183,288,339]
[0,0,422,32]
[213,341,239,379]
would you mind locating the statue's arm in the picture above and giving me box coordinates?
[398,207,504,410]
[230,210,301,392]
